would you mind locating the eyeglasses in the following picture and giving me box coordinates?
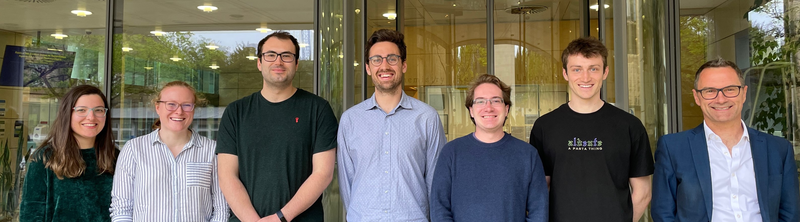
[473,97,505,107]
[157,101,195,112]
[695,85,743,100]
[368,54,401,66]
[73,106,108,118]
[261,52,296,63]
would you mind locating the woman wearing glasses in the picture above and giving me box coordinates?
[20,85,118,222]
[110,81,228,221]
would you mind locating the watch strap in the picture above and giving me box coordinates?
[277,210,288,222]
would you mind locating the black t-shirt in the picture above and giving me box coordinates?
[216,89,338,222]
[529,102,654,222]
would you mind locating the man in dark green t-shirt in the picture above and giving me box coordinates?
[216,31,338,222]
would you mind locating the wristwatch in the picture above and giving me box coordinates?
[276,210,288,222]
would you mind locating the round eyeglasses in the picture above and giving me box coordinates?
[368,54,401,66]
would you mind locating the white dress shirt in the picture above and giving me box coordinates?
[703,120,762,222]
[110,129,229,221]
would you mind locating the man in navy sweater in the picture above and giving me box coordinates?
[430,74,548,222]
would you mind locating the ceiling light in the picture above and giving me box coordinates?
[590,4,609,10]
[299,43,309,48]
[50,33,68,39]
[338,54,344,58]
[121,47,133,52]
[383,13,397,20]
[205,44,219,50]
[246,55,258,60]
[170,56,182,61]
[209,64,219,69]
[150,30,166,36]
[144,66,154,70]
[256,27,272,33]
[197,5,218,12]
[354,62,359,66]
[71,10,92,17]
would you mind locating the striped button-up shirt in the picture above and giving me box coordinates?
[337,92,447,221]
[110,129,228,222]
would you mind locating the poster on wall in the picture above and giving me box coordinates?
[0,45,77,89]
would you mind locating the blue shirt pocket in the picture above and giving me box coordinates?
[186,162,213,188]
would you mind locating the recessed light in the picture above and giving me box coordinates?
[209,64,219,69]
[197,5,218,12]
[50,33,68,39]
[354,62,359,66]
[150,30,166,36]
[71,10,92,17]
[170,56,182,61]
[206,44,219,50]
[256,27,272,33]
[382,13,397,20]
[144,66,154,70]
[590,4,610,10]
[246,55,258,60]
[299,43,309,48]
[121,47,133,52]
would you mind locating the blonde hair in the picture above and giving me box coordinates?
[150,81,206,130]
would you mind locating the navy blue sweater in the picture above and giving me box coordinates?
[430,133,548,222]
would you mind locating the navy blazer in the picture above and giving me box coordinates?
[651,124,799,222]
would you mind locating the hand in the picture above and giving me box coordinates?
[257,214,281,222]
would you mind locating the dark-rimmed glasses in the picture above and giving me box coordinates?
[368,55,401,66]
[473,97,505,107]
[261,52,296,63]
[695,85,743,100]
[73,106,108,118]
[157,101,195,112]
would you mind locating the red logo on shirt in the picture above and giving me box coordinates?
[295,117,299,123]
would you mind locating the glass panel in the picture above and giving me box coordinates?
[493,0,576,141]
[404,0,487,140]
[626,0,667,221]
[355,1,365,103]
[319,0,347,220]
[680,0,800,181]
[0,1,108,220]
[110,0,315,145]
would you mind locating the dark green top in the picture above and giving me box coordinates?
[216,89,338,222]
[19,147,114,222]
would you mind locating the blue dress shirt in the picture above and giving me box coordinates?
[337,92,446,221]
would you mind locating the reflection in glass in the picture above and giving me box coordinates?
[0,1,108,220]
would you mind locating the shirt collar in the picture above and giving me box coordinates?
[365,91,414,112]
[702,119,750,142]
[149,128,199,150]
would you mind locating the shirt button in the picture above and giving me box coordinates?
[732,173,736,177]
[736,214,741,218]
[385,132,389,135]
[384,171,388,174]
[384,190,388,193]
[384,210,388,213]
[385,151,389,154]
[732,195,738,199]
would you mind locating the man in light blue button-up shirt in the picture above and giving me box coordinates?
[337,29,446,222]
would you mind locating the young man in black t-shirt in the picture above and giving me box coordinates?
[529,37,654,222]
[216,31,338,222]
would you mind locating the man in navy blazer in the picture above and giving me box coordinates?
[652,58,800,222]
